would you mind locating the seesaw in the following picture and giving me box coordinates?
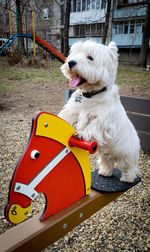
[5,111,98,224]
[1,96,148,251]
[5,111,141,225]
[2,111,141,251]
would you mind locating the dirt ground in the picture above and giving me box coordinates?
[0,83,150,114]
[0,61,150,113]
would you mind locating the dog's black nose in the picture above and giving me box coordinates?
[68,60,77,70]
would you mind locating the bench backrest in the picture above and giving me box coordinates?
[65,90,150,150]
[120,96,150,150]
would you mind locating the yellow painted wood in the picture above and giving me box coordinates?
[35,113,91,195]
[9,10,13,57]
[8,204,32,224]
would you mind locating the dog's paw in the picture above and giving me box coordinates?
[98,167,113,177]
[74,132,85,140]
[120,175,136,183]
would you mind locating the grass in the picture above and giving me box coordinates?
[116,67,150,87]
[0,58,66,91]
[0,57,150,92]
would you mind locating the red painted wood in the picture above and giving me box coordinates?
[5,112,86,222]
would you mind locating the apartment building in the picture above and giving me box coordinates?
[69,0,106,46]
[0,0,149,63]
[69,0,150,63]
[112,0,149,63]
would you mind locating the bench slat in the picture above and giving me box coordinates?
[120,96,150,115]
[127,113,150,133]
[138,132,150,150]
[0,190,122,252]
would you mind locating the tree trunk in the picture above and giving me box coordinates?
[138,0,150,67]
[102,0,112,45]
[63,0,71,57]
[16,0,25,56]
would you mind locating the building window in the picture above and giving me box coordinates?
[91,0,96,9]
[77,0,81,11]
[42,8,51,20]
[101,0,106,9]
[96,0,100,9]
[113,22,118,34]
[87,0,90,10]
[118,22,123,34]
[130,21,135,33]
[46,31,51,41]
[82,0,86,11]
[117,0,146,8]
[135,20,144,33]
[73,23,104,37]
[113,20,144,34]
[124,22,129,34]
[71,0,102,12]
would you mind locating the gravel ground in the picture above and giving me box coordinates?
[0,68,150,251]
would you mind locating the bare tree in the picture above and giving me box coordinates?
[102,0,112,44]
[63,0,71,56]
[0,1,9,36]
[138,0,150,67]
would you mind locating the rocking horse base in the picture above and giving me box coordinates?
[91,169,141,193]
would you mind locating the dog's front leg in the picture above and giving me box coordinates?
[97,152,114,177]
[58,106,78,127]
[74,113,90,141]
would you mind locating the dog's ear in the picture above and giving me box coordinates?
[108,41,118,61]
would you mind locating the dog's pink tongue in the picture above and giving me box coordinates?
[69,76,81,87]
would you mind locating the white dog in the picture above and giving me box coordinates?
[58,40,140,183]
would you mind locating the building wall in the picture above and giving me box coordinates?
[112,2,149,48]
[118,47,150,64]
[70,8,105,25]
[68,1,150,64]
[113,4,147,19]
[34,0,62,53]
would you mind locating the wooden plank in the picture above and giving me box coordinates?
[0,190,122,252]
[127,113,150,133]
[120,96,150,115]
[65,91,150,115]
[138,131,150,150]
[65,91,150,116]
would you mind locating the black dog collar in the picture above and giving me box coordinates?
[82,86,107,98]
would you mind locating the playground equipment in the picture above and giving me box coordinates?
[0,7,65,63]
[1,93,148,251]
[0,34,65,63]
[5,112,97,224]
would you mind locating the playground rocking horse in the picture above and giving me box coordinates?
[5,112,98,224]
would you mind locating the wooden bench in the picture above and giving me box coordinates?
[0,94,150,252]
[120,96,150,150]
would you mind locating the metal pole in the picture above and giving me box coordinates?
[2,34,3,49]
[25,12,28,58]
[46,50,48,67]
[32,10,36,60]
[9,9,13,56]
[16,8,21,53]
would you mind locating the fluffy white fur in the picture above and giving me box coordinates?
[58,40,140,183]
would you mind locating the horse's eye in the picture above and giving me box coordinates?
[31,150,40,159]
[87,56,93,61]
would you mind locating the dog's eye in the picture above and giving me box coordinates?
[87,56,93,61]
